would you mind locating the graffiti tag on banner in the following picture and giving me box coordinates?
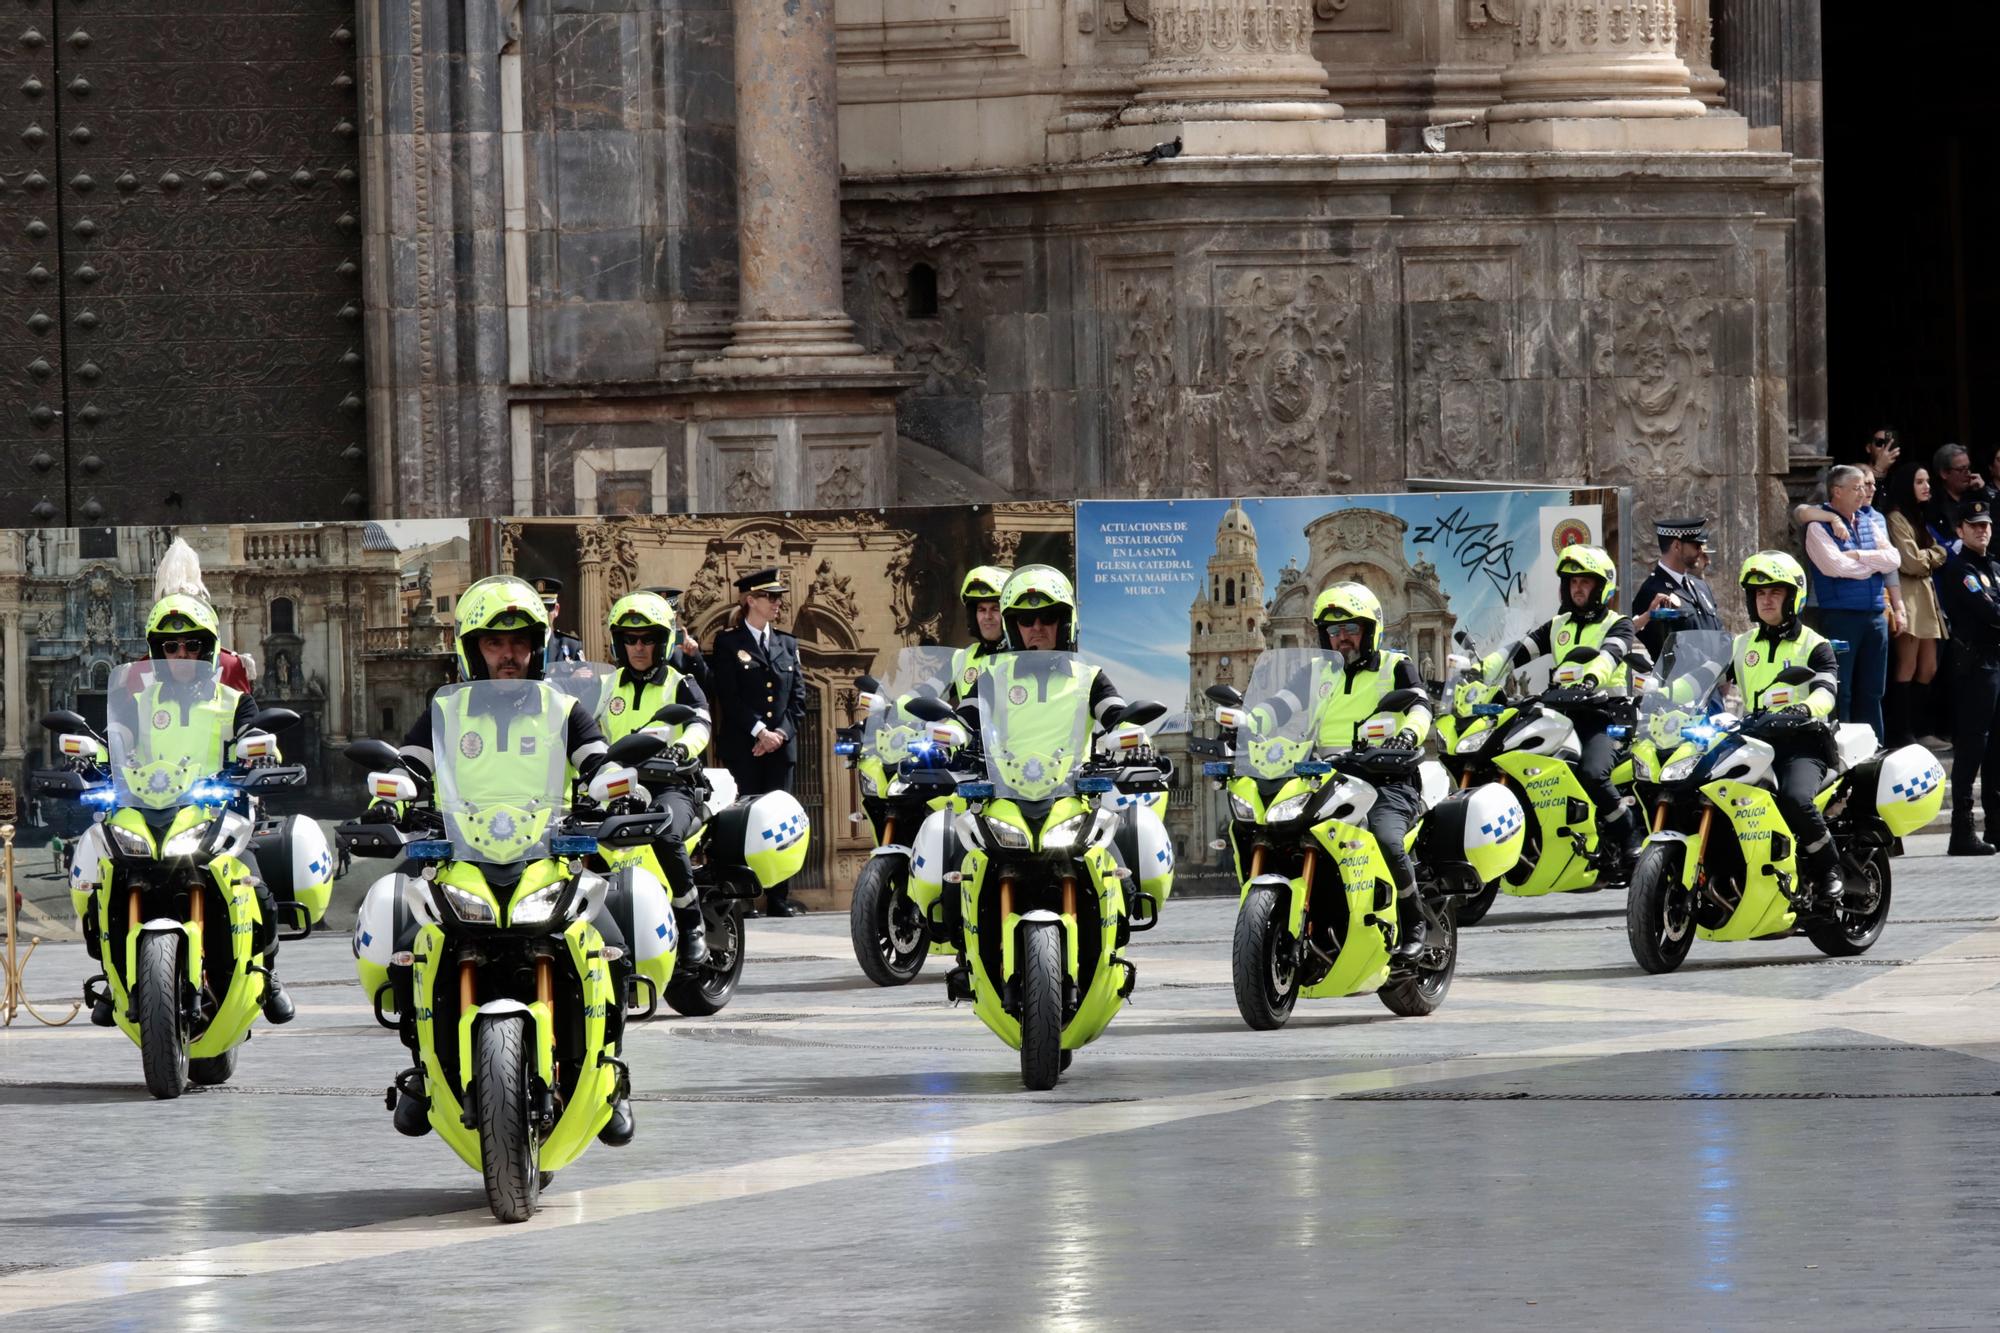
[1073,490,1612,737]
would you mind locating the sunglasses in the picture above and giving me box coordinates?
[614,631,665,645]
[1324,621,1364,637]
[1014,610,1064,629]
[156,637,209,654]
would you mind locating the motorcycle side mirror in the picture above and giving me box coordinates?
[904,695,957,724]
[1561,647,1600,665]
[243,707,300,736]
[607,732,669,767]
[855,674,881,695]
[1117,700,1167,730]
[1378,687,1426,713]
[650,703,698,728]
[40,709,93,738]
[345,738,404,771]
[1773,664,1817,685]
[1204,684,1244,708]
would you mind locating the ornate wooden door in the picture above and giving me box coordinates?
[3,0,366,526]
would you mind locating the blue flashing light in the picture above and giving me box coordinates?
[551,835,598,856]
[188,778,234,805]
[1606,725,1630,740]
[1076,776,1114,794]
[958,781,995,800]
[1472,704,1504,717]
[906,740,941,757]
[1202,761,1232,778]
[407,839,453,861]
[81,787,117,808]
[1681,724,1721,744]
[1294,760,1333,777]
[833,740,859,756]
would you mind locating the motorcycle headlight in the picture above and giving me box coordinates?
[161,820,217,859]
[1265,791,1313,824]
[986,816,1031,849]
[1661,752,1701,783]
[437,882,497,925]
[1041,813,1089,850]
[859,771,881,797]
[887,778,910,797]
[1455,729,1488,756]
[508,883,568,928]
[1228,790,1257,821]
[107,823,153,857]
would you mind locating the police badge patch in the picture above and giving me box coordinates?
[152,709,172,730]
[460,732,484,760]
[1745,650,1760,667]
[963,667,978,686]
[1009,685,1028,706]
[609,696,626,715]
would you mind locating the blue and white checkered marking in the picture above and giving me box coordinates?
[1478,805,1525,843]
[762,811,808,851]
[308,853,333,881]
[1891,763,1944,801]
[359,929,373,948]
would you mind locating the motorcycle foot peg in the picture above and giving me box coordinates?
[944,964,974,1004]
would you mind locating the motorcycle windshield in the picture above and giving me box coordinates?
[978,652,1094,802]
[430,681,572,864]
[545,660,619,723]
[107,660,232,811]
[862,646,960,767]
[1232,648,1343,779]
[1640,629,1734,746]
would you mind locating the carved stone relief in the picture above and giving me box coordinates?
[1403,256,1515,482]
[721,454,776,510]
[849,251,985,397]
[1218,267,1357,493]
[1104,269,1178,499]
[1587,262,1718,485]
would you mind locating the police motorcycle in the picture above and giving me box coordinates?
[1436,634,1640,922]
[1624,631,1943,973]
[542,661,786,1016]
[902,653,1173,1090]
[836,645,969,985]
[31,660,327,1098]
[1205,648,1524,1030]
[339,681,690,1222]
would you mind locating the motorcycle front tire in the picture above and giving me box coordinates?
[1019,921,1064,1091]
[136,931,188,1100]
[849,855,928,987]
[475,1014,541,1223]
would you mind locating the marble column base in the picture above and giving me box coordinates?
[1457,111,1748,152]
[698,318,895,377]
[1057,117,1387,161]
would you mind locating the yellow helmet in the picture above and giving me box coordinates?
[145,594,219,661]
[1739,550,1808,623]
[1312,581,1383,655]
[1556,544,1618,612]
[960,565,1011,604]
[1000,564,1076,650]
[454,576,550,680]
[607,592,677,672]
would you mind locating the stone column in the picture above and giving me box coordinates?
[697,0,888,375]
[1676,0,1723,106]
[2,610,22,759]
[575,529,612,663]
[1477,0,1748,150]
[1087,0,1385,155]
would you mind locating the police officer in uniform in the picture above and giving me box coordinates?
[532,576,587,667]
[1936,498,2000,855]
[708,569,808,916]
[950,565,1011,701]
[1632,516,1725,660]
[646,586,712,694]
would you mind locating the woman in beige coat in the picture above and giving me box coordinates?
[1885,463,1948,747]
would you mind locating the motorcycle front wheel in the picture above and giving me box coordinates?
[1231,885,1299,1031]
[1019,920,1064,1091]
[849,855,928,987]
[136,931,188,1099]
[475,1014,541,1223]
[1626,842,1694,974]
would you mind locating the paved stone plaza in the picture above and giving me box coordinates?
[4,837,1998,1329]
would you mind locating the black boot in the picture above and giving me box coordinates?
[763,887,803,918]
[1882,681,1911,749]
[944,959,974,1002]
[1985,813,2000,852]
[1949,811,1996,856]
[1394,893,1428,960]
[393,1087,431,1137]
[261,974,296,1025]
[676,905,708,967]
[90,997,115,1027]
[599,1098,635,1147]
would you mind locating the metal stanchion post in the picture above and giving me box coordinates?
[2,822,81,1027]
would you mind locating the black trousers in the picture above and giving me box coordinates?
[1952,658,2000,819]
[1366,780,1424,898]
[648,786,703,903]
[1576,721,1622,818]
[729,757,797,900]
[1772,746,1835,873]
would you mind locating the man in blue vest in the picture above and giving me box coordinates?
[1803,464,1900,738]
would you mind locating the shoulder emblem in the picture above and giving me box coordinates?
[459,731,484,760]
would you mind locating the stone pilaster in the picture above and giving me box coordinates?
[1676,0,1723,107]
[2,609,22,760]
[698,0,888,375]
[1064,0,1385,157]
[1473,0,1748,150]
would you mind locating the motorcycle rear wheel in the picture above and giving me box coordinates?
[475,1014,541,1223]
[1380,899,1457,1016]
[1019,921,1064,1091]
[188,1046,239,1086]
[1232,886,1298,1031]
[1456,880,1500,927]
[1807,846,1891,956]
[849,855,928,987]
[667,902,746,1016]
[1626,843,1695,974]
[136,931,188,1100]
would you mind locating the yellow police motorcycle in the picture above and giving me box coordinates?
[1625,632,1943,973]
[837,646,966,985]
[32,661,324,1098]
[340,681,678,1222]
[905,653,1172,1090]
[1436,635,1639,922]
[1205,649,1524,1029]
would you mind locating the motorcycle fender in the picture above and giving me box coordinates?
[869,844,913,859]
[190,862,264,1059]
[1643,831,1701,889]
[409,927,481,1171]
[460,997,554,1093]
[542,919,618,1171]
[1697,780,1797,942]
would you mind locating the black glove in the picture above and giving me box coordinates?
[1580,675,1600,691]
[1388,729,1420,751]
[667,743,692,766]
[1781,704,1812,717]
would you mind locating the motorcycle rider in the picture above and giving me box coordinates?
[601,591,715,964]
[392,575,641,1145]
[1481,544,1643,874]
[1722,553,1847,905]
[950,565,1012,701]
[1304,583,1436,960]
[99,595,296,1026]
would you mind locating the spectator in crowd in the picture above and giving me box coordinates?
[1883,462,1950,748]
[1802,464,1900,737]
[1928,444,1998,551]
[1935,498,2000,856]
